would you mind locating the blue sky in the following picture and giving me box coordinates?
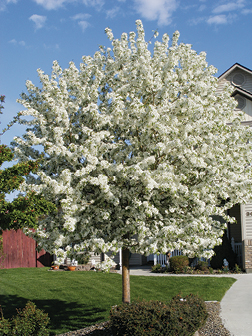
[1,0,252,146]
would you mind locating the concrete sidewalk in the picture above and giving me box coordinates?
[118,267,252,336]
[220,273,252,336]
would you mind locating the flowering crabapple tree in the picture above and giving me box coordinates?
[13,20,252,302]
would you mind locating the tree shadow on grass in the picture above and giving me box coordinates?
[0,294,107,335]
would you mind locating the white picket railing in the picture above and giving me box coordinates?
[153,250,183,266]
[151,237,243,267]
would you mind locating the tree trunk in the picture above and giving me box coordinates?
[122,247,130,303]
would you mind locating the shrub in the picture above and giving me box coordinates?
[233,264,242,273]
[151,263,162,273]
[183,266,194,274]
[209,267,214,274]
[170,255,189,273]
[195,260,209,272]
[169,294,208,334]
[0,308,11,336]
[151,264,171,273]
[0,301,50,336]
[109,294,208,336]
[75,252,90,265]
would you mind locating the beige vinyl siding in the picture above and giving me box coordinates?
[129,252,143,265]
[216,79,242,122]
[92,250,145,267]
[235,97,252,121]
[105,250,145,266]
[89,252,102,264]
[243,204,252,239]
[105,250,144,266]
[217,82,252,122]
[216,78,229,95]
[226,69,252,94]
[105,251,120,264]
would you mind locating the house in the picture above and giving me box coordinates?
[218,63,252,273]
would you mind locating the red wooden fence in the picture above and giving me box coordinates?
[0,229,52,269]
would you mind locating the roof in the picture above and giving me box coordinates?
[232,86,252,101]
[218,63,252,81]
[218,63,252,101]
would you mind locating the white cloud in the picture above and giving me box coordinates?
[8,39,26,46]
[29,14,47,29]
[189,16,205,25]
[78,20,90,31]
[207,13,237,24]
[207,14,228,24]
[198,4,206,11]
[8,39,17,44]
[71,13,91,32]
[81,0,104,9]
[106,6,120,19]
[213,0,245,14]
[43,43,60,49]
[133,0,178,26]
[0,0,17,11]
[32,0,104,11]
[71,13,91,20]
[181,4,196,11]
[241,8,252,14]
[32,0,67,10]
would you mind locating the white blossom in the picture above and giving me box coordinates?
[13,20,252,261]
[94,257,116,273]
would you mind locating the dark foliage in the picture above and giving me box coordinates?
[109,294,208,336]
[0,301,50,336]
[195,260,209,272]
[210,232,237,269]
[169,255,189,273]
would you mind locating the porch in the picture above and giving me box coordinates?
[150,239,242,267]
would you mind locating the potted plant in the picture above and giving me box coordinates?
[67,259,77,271]
[67,265,76,271]
[51,262,59,270]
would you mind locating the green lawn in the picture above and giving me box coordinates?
[0,268,236,335]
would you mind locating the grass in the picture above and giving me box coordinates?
[0,268,236,335]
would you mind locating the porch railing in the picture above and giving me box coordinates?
[231,237,242,266]
[153,250,183,266]
[152,237,243,267]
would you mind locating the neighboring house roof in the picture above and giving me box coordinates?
[232,86,252,101]
[218,63,252,124]
[218,63,252,82]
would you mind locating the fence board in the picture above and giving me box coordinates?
[0,229,52,269]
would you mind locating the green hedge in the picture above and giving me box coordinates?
[0,301,50,336]
[109,294,208,336]
[170,255,189,273]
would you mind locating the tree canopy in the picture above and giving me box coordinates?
[12,20,252,263]
[0,96,55,232]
